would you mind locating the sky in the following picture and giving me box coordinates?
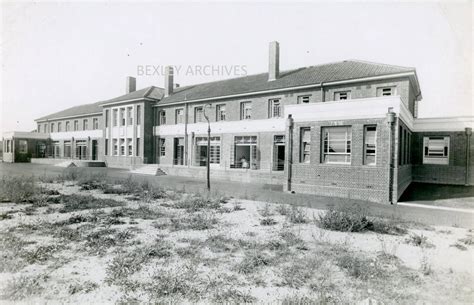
[0,1,472,134]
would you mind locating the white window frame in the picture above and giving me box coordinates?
[127,107,133,125]
[241,102,252,120]
[113,139,118,156]
[322,126,352,164]
[300,127,311,163]
[175,108,184,124]
[160,138,166,156]
[83,119,88,130]
[268,99,282,118]
[334,91,351,101]
[297,95,310,104]
[216,104,226,121]
[423,136,449,165]
[127,138,133,156]
[194,107,204,123]
[120,108,126,126]
[376,86,397,97]
[159,110,167,125]
[93,118,99,130]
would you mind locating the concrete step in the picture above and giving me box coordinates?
[130,165,167,176]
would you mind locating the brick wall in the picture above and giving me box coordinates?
[286,118,391,203]
[412,131,472,185]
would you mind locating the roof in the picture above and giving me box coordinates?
[158,60,417,105]
[36,87,163,121]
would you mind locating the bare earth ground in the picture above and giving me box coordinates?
[0,174,473,304]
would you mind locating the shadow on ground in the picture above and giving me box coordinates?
[400,182,474,202]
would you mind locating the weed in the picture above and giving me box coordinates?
[21,244,65,264]
[236,250,272,274]
[287,205,307,224]
[0,212,13,220]
[2,273,49,300]
[58,194,124,213]
[0,176,39,203]
[212,288,256,303]
[405,233,435,248]
[147,265,200,301]
[335,253,382,280]
[259,203,273,217]
[175,195,221,212]
[458,235,474,246]
[106,250,149,285]
[278,255,322,288]
[68,281,99,295]
[450,242,468,251]
[260,217,277,226]
[232,202,244,211]
[276,204,290,216]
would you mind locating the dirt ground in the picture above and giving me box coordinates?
[0,174,473,304]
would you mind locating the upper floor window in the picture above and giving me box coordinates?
[37,124,41,133]
[364,126,377,165]
[300,127,311,163]
[240,102,252,120]
[175,108,184,124]
[159,110,167,125]
[377,86,396,97]
[334,91,351,101]
[127,107,133,125]
[105,110,109,128]
[194,106,204,123]
[423,136,449,165]
[83,119,88,130]
[268,99,282,118]
[74,120,78,131]
[43,124,47,133]
[322,126,352,164]
[51,123,55,132]
[58,122,62,132]
[216,104,226,121]
[136,105,141,125]
[93,118,99,130]
[66,121,70,131]
[297,95,310,104]
[120,108,126,126]
[113,109,118,127]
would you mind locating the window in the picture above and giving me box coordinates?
[74,120,78,131]
[195,137,221,166]
[160,138,166,156]
[43,124,47,133]
[273,135,285,171]
[377,86,396,97]
[83,119,88,130]
[136,138,140,156]
[160,110,167,125]
[58,122,62,132]
[173,138,185,165]
[231,136,258,169]
[105,139,109,155]
[18,140,28,153]
[240,102,252,120]
[105,110,109,128]
[364,126,377,165]
[113,139,118,156]
[136,105,141,125]
[268,99,282,118]
[297,95,310,104]
[37,124,41,133]
[64,141,71,158]
[120,139,125,156]
[300,128,311,163]
[334,91,351,101]
[93,118,99,130]
[194,107,204,123]
[66,121,70,131]
[423,136,449,165]
[113,109,118,126]
[322,126,352,164]
[216,104,226,121]
[120,108,126,126]
[127,107,133,125]
[51,123,55,133]
[175,109,184,124]
[127,138,133,156]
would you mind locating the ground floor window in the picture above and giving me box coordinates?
[231,136,258,169]
[300,128,311,163]
[364,126,377,165]
[75,140,87,160]
[194,137,221,166]
[105,139,109,156]
[127,138,133,156]
[423,136,449,165]
[120,139,125,156]
[273,135,285,171]
[18,140,28,153]
[64,141,71,158]
[322,126,351,164]
[174,137,184,165]
[160,138,166,156]
[53,141,61,158]
[136,138,140,157]
[113,139,118,156]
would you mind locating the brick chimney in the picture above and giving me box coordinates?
[268,41,280,81]
[126,76,136,94]
[165,66,174,97]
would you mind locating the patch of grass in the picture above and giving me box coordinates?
[20,243,65,264]
[278,255,322,288]
[405,233,435,248]
[287,205,307,224]
[147,265,201,301]
[58,194,125,213]
[276,204,290,216]
[450,242,468,251]
[174,194,221,212]
[0,212,13,220]
[212,288,256,303]
[259,203,273,217]
[106,250,150,285]
[260,217,277,226]
[317,204,406,235]
[169,212,219,231]
[203,234,239,253]
[0,176,39,203]
[232,202,244,211]
[83,228,134,255]
[236,250,272,274]
[334,253,383,280]
[68,281,99,295]
[2,273,49,300]
[458,235,474,246]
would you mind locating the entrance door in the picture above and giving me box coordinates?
[92,140,98,160]
[273,135,285,171]
[199,145,207,166]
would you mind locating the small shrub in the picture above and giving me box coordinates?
[58,194,124,213]
[147,265,200,300]
[259,203,273,217]
[405,233,434,248]
[458,235,474,246]
[0,212,13,220]
[0,176,39,203]
[335,254,382,280]
[212,288,256,303]
[2,273,49,300]
[106,251,148,285]
[21,244,65,264]
[175,195,221,212]
[276,204,290,216]
[287,205,307,224]
[278,256,321,288]
[260,217,277,226]
[450,242,468,251]
[236,251,272,274]
[68,281,99,295]
[232,202,244,211]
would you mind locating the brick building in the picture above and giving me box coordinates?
[3,41,473,203]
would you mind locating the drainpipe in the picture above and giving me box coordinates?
[320,82,325,102]
[465,127,472,186]
[184,102,189,166]
[386,108,396,204]
[286,114,294,192]
[12,136,15,163]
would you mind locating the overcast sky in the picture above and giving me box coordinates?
[1,1,472,134]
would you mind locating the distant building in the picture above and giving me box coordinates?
[3,42,473,203]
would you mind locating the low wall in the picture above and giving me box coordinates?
[159,165,285,185]
[31,158,66,165]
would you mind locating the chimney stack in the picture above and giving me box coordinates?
[268,41,280,81]
[126,76,136,94]
[165,66,174,97]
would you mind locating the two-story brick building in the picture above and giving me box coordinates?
[3,41,472,203]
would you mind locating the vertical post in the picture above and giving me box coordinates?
[465,127,472,186]
[386,108,395,204]
[203,104,212,191]
[286,114,294,192]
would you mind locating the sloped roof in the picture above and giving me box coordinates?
[36,87,163,121]
[159,60,416,105]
